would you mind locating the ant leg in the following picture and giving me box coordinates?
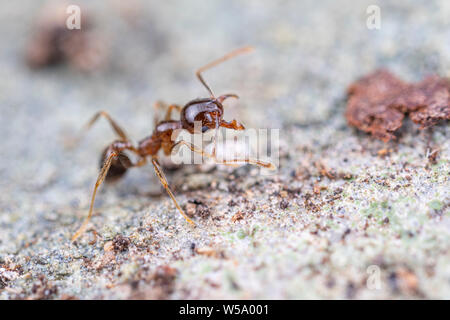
[212,95,241,157]
[207,118,246,159]
[172,140,237,168]
[173,140,276,170]
[210,94,239,157]
[151,157,195,225]
[84,111,129,140]
[72,151,118,242]
[211,117,220,158]
[153,101,166,126]
[72,141,140,242]
[153,102,182,123]
[216,94,239,104]
[75,111,129,147]
[220,119,246,131]
[196,46,254,97]
[164,104,182,120]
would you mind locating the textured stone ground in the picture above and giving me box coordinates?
[0,0,449,299]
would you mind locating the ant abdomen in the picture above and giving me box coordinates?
[100,147,132,182]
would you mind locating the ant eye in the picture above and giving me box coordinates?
[202,126,209,133]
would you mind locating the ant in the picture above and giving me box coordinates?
[72,46,275,242]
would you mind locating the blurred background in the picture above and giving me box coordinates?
[0,0,449,299]
[1,0,449,198]
[0,0,450,201]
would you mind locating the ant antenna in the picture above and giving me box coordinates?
[196,46,254,98]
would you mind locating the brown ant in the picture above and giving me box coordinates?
[72,46,275,242]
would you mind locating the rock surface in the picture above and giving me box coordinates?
[0,0,449,299]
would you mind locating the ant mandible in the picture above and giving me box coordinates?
[72,46,275,242]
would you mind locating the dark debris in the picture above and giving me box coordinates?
[346,69,450,141]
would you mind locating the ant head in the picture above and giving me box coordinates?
[186,46,252,134]
[180,97,225,134]
[180,94,245,134]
